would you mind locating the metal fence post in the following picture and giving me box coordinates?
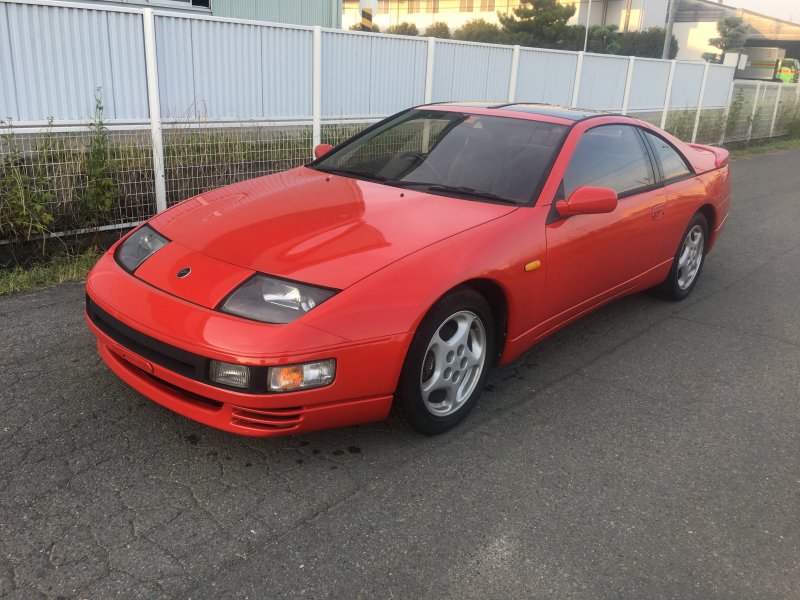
[424,37,435,104]
[660,59,676,130]
[508,45,521,102]
[621,56,635,115]
[142,8,166,213]
[719,76,736,145]
[571,52,584,108]
[769,84,782,138]
[691,61,710,143]
[747,82,762,142]
[312,26,322,150]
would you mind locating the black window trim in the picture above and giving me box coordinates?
[558,122,662,204]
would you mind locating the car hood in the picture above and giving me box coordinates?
[148,167,517,290]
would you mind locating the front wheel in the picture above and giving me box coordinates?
[657,212,708,301]
[395,288,495,435]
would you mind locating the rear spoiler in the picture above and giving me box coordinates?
[687,143,729,168]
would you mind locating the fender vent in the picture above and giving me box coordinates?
[231,406,303,431]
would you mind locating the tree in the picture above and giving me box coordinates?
[385,22,419,36]
[585,25,620,55]
[498,0,576,49]
[453,19,504,44]
[709,16,748,59]
[424,21,451,39]
[617,27,678,59]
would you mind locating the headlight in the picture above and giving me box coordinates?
[115,225,169,272]
[220,275,337,324]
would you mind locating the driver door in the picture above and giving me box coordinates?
[543,124,667,324]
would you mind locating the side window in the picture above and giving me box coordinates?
[643,131,692,181]
[563,125,654,198]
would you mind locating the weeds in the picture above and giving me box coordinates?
[78,90,119,229]
[0,246,101,295]
[0,123,55,244]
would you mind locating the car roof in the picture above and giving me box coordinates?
[423,102,610,123]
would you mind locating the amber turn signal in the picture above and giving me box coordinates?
[268,359,336,392]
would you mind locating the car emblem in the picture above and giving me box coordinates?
[177,267,191,279]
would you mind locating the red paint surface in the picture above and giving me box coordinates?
[86,108,730,436]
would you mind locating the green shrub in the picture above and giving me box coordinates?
[424,21,451,39]
[454,19,505,44]
[78,90,119,229]
[385,22,418,36]
[0,125,54,243]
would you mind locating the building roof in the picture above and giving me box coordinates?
[677,0,800,42]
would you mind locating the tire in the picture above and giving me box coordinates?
[395,287,495,435]
[657,212,709,301]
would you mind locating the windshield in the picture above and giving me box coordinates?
[311,109,568,205]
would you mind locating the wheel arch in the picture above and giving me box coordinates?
[697,204,716,242]
[457,278,509,365]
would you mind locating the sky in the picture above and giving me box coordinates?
[720,0,797,24]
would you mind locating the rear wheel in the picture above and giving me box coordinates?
[396,288,495,435]
[657,212,708,301]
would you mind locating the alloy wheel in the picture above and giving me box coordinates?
[420,310,487,417]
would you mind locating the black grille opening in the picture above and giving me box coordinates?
[86,294,269,394]
[87,296,201,380]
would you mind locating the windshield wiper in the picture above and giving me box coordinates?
[313,166,389,183]
[395,182,519,205]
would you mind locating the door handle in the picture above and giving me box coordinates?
[652,203,666,220]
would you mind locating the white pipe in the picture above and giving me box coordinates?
[142,8,166,213]
[312,26,322,149]
[621,56,636,115]
[508,45,521,102]
[583,0,593,52]
[691,60,710,143]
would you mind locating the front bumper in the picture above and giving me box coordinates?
[86,252,409,436]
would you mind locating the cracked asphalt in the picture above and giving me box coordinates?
[2,150,799,599]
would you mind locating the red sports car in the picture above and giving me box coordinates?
[85,104,730,436]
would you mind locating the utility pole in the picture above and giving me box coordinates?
[623,0,633,32]
[662,0,679,59]
[583,0,593,52]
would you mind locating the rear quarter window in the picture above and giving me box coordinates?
[643,131,692,181]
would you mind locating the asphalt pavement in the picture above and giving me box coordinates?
[1,149,799,599]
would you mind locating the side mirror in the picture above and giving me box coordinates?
[314,143,334,159]
[556,186,618,218]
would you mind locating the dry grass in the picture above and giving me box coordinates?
[0,247,101,295]
[729,136,800,158]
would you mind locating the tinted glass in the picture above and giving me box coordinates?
[563,125,654,197]
[313,110,568,204]
[643,131,691,181]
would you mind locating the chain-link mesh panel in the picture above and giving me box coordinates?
[3,86,799,245]
[321,122,374,147]
[0,127,155,242]
[694,108,726,145]
[773,91,800,137]
[163,125,313,207]
[663,109,697,141]
[722,84,756,143]
[751,85,779,140]
[628,111,663,127]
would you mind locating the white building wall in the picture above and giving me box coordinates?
[673,21,719,61]
[342,1,670,33]
[570,0,668,31]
